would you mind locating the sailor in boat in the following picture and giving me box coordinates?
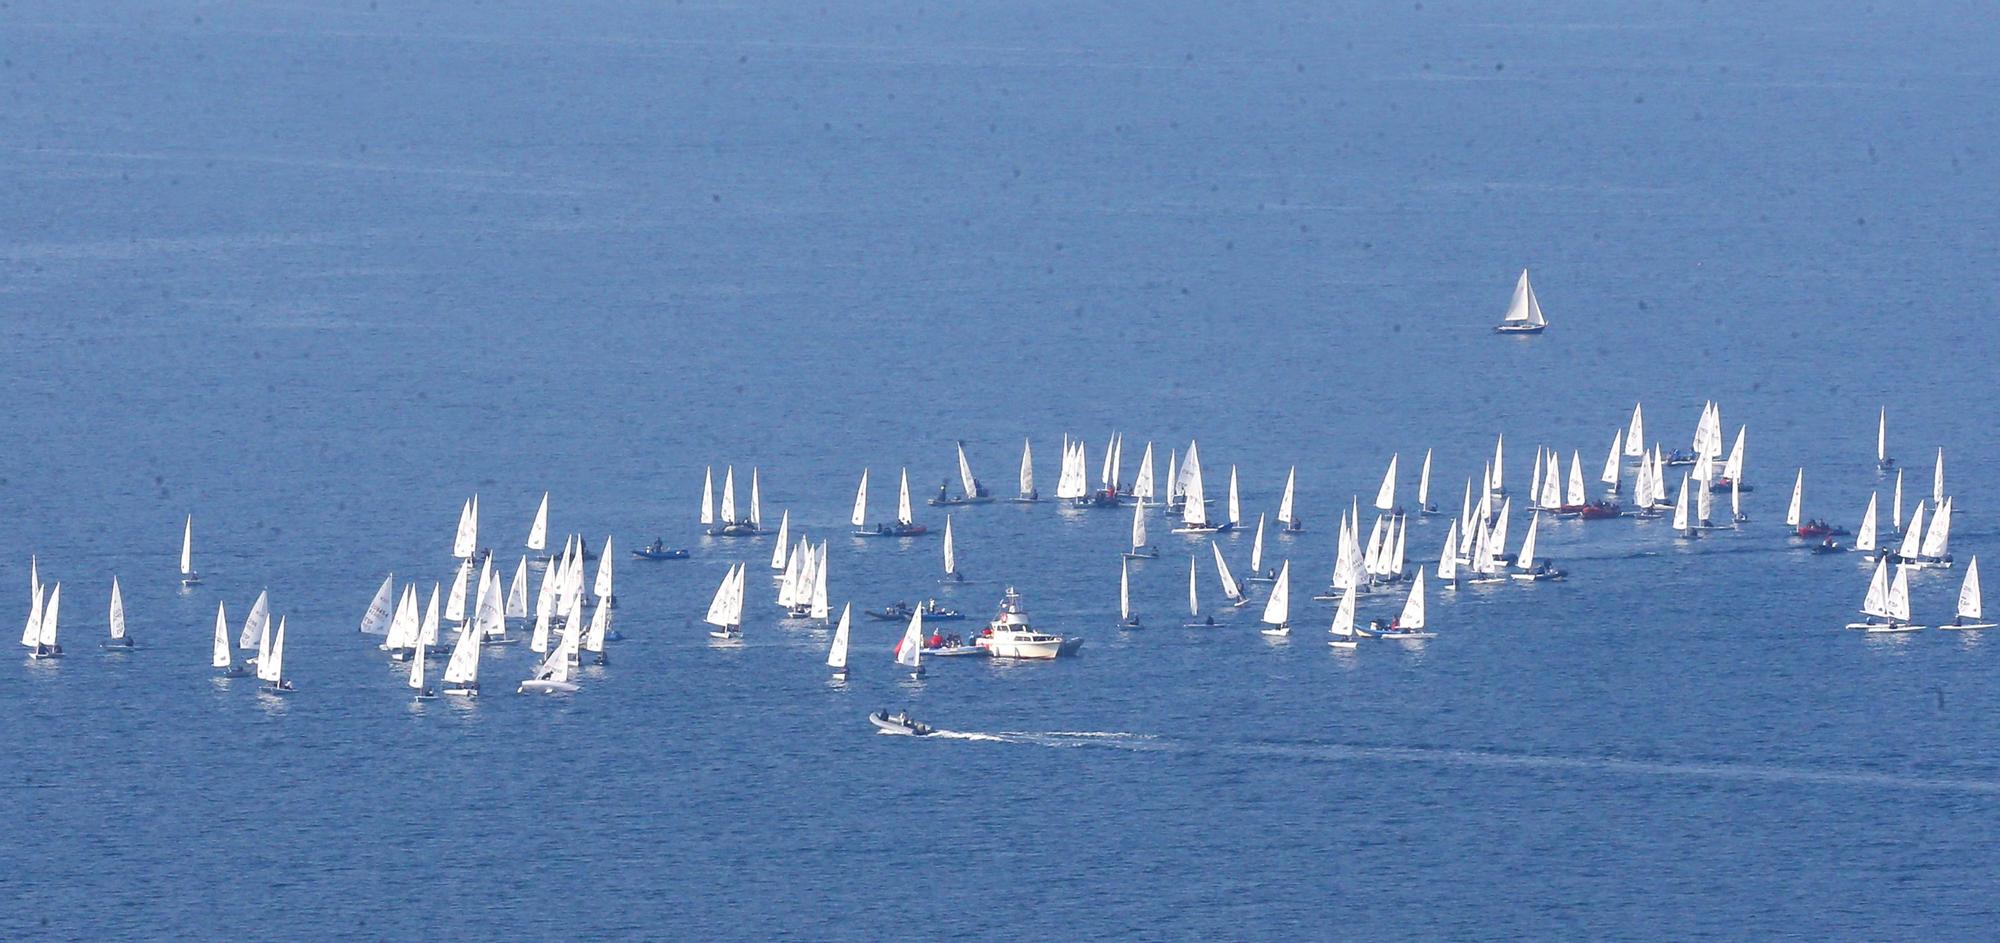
[1812,537,1843,555]
[32,641,63,658]
[1285,514,1305,533]
[938,479,951,504]
[269,678,295,693]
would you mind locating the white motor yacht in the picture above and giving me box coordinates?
[976,587,1081,660]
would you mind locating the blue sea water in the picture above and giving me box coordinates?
[4,2,2000,939]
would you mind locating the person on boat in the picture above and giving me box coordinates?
[649,538,665,554]
[1204,615,1217,626]
[1286,515,1305,533]
[973,479,988,498]
[939,480,951,503]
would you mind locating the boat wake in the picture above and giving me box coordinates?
[928,730,1013,742]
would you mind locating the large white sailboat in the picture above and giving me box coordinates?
[1493,268,1548,334]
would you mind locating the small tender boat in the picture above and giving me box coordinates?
[631,542,689,560]
[869,710,934,736]
[865,601,964,622]
[1492,268,1548,334]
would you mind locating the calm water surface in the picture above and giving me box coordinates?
[4,3,1999,940]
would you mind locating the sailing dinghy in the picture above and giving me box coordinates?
[931,441,994,505]
[103,577,132,650]
[1124,501,1158,559]
[1941,557,1995,630]
[1374,568,1434,639]
[1257,561,1292,637]
[179,515,201,587]
[1846,558,1922,633]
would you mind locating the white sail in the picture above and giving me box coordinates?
[211,601,231,668]
[507,556,529,619]
[1528,450,1544,508]
[1187,554,1199,617]
[1391,516,1408,577]
[584,591,609,654]
[384,584,418,651]
[1501,269,1546,326]
[1933,448,1946,508]
[419,583,441,649]
[1887,564,1913,622]
[1861,558,1891,618]
[704,564,740,628]
[851,470,870,527]
[719,466,739,525]
[1492,434,1505,494]
[1211,542,1243,601]
[442,616,481,686]
[1120,558,1132,621]
[527,492,549,552]
[1672,475,1692,532]
[1397,568,1427,629]
[1626,404,1646,457]
[897,468,915,525]
[749,468,762,528]
[1539,451,1562,510]
[1516,512,1541,569]
[827,604,852,669]
[1250,514,1266,573]
[1417,451,1432,508]
[1898,501,1927,560]
[1892,469,1904,532]
[1565,451,1586,507]
[21,558,39,648]
[1438,521,1460,582]
[1331,583,1357,639]
[477,568,507,639]
[38,583,59,648]
[1018,440,1035,498]
[895,607,924,670]
[257,616,286,684]
[1490,498,1512,558]
[445,559,470,625]
[107,578,126,641]
[180,515,196,577]
[238,589,270,650]
[942,515,957,576]
[1227,466,1242,525]
[811,541,831,621]
[1785,470,1803,528]
[1723,428,1746,482]
[360,574,395,635]
[1696,475,1714,525]
[956,441,977,498]
[408,623,428,690]
[1134,443,1156,502]
[1165,449,1180,504]
[453,496,478,560]
[1959,557,1983,621]
[1920,497,1952,560]
[700,467,715,526]
[1375,454,1398,513]
[1877,408,1888,463]
[1603,430,1623,487]
[1260,561,1291,628]
[1730,477,1742,522]
[594,538,615,598]
[1181,441,1208,527]
[1131,501,1149,551]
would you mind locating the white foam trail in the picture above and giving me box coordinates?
[929,730,1012,742]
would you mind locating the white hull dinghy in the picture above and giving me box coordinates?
[1940,556,1995,631]
[1845,558,1923,633]
[179,515,201,587]
[1493,268,1547,334]
[869,710,934,736]
[1257,560,1292,638]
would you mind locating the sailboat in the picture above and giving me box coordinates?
[1437,520,1460,589]
[1327,582,1361,649]
[102,577,132,650]
[1245,514,1274,582]
[1374,454,1399,515]
[1510,513,1563,581]
[932,440,994,505]
[1626,404,1647,458]
[825,603,853,677]
[1911,497,1954,569]
[526,491,550,562]
[1493,268,1548,334]
[893,606,926,678]
[708,466,760,536]
[408,620,437,700]
[1415,450,1436,515]
[1852,494,1881,558]
[1257,561,1292,637]
[237,589,271,658]
[1227,466,1243,528]
[1845,558,1922,632]
[1671,474,1699,539]
[1375,568,1434,639]
[1277,466,1302,532]
[359,574,395,637]
[28,582,61,659]
[452,496,479,562]
[1876,407,1895,471]
[506,556,530,621]
[1211,542,1248,607]
[1785,469,1844,538]
[179,515,201,587]
[1170,441,1231,533]
[1941,557,1995,630]
[1124,501,1158,559]
[1891,468,1905,536]
[704,563,747,640]
[1133,442,1156,507]
[1932,448,1946,510]
[518,613,581,695]
[256,615,294,693]
[1602,430,1624,494]
[1182,555,1214,628]
[1119,558,1140,628]
[211,601,244,677]
[939,515,964,583]
[440,612,482,696]
[1010,439,1040,503]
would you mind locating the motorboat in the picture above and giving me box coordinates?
[865,601,964,622]
[631,542,690,560]
[975,587,1080,659]
[869,710,934,736]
